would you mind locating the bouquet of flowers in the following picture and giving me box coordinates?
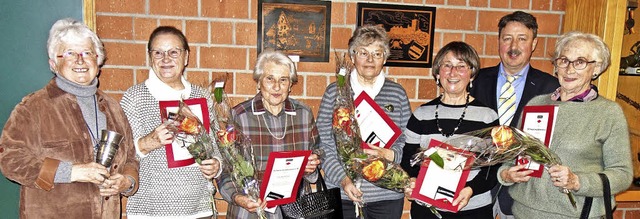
[410,125,576,208]
[209,76,265,219]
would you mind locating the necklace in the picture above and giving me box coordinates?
[84,95,99,148]
[435,93,470,137]
[261,114,288,140]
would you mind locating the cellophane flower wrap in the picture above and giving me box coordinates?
[209,76,265,219]
[410,125,576,208]
[332,52,410,193]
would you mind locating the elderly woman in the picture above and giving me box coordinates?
[400,41,499,219]
[498,32,633,218]
[218,50,321,218]
[317,25,411,218]
[0,18,138,218]
[120,26,222,218]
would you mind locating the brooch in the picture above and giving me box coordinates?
[384,104,394,112]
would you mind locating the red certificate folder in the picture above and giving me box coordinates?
[159,98,210,168]
[354,92,401,150]
[517,105,558,177]
[260,150,311,208]
[411,139,474,213]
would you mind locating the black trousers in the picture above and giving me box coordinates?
[341,198,404,219]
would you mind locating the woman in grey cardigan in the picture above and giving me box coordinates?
[498,31,633,218]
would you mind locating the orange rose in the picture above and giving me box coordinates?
[362,160,386,182]
[491,126,515,151]
[180,117,200,135]
[217,130,236,145]
[333,107,351,128]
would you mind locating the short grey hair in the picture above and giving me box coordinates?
[253,50,298,84]
[553,31,610,74]
[348,25,390,59]
[47,18,106,66]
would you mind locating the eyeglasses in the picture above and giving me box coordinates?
[56,51,97,61]
[149,48,184,59]
[553,57,597,70]
[440,63,470,72]
[355,49,385,60]
[263,75,291,86]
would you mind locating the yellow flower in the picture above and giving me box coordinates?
[362,160,385,182]
[491,126,515,152]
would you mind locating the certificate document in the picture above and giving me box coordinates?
[354,91,401,149]
[260,150,311,208]
[411,139,474,213]
[517,105,558,177]
[159,98,210,168]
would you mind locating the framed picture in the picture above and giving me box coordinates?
[357,3,437,68]
[258,0,331,62]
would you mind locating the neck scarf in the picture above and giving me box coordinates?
[145,69,192,101]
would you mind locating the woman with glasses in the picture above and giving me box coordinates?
[497,32,632,218]
[0,18,139,218]
[317,25,411,218]
[120,26,222,219]
[400,41,499,219]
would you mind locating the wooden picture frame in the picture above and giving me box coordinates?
[357,3,437,68]
[258,0,331,62]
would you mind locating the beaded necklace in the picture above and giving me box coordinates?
[435,93,470,137]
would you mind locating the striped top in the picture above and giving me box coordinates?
[318,80,411,203]
[400,97,499,212]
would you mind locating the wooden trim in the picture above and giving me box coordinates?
[83,0,95,31]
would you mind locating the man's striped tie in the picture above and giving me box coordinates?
[498,75,517,125]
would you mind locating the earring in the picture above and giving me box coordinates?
[436,78,440,85]
[469,82,473,89]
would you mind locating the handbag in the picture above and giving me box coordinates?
[281,171,343,219]
[579,173,614,219]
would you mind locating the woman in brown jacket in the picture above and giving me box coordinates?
[0,18,139,218]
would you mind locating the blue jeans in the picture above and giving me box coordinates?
[341,198,404,219]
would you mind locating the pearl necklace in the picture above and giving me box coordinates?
[261,114,288,140]
[435,93,470,137]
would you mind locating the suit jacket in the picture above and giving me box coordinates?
[471,65,560,127]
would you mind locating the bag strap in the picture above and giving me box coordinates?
[296,169,329,197]
[579,173,612,219]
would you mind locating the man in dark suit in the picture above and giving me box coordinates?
[470,11,560,219]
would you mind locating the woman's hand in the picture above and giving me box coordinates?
[304,154,321,173]
[138,123,174,155]
[452,187,473,211]
[404,177,416,200]
[70,162,109,184]
[199,159,221,180]
[341,177,363,203]
[99,173,131,196]
[363,144,395,161]
[548,165,581,191]
[500,164,534,184]
[234,195,266,213]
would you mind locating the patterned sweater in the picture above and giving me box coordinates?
[317,80,411,203]
[120,83,220,218]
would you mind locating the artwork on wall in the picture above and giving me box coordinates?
[258,0,331,62]
[357,3,437,68]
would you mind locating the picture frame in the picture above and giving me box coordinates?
[357,3,437,68]
[258,0,331,62]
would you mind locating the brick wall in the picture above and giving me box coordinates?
[95,0,574,218]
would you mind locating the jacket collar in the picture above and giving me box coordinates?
[251,92,296,116]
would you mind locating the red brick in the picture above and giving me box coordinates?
[249,48,258,71]
[307,75,328,97]
[625,209,640,219]
[435,9,476,31]
[96,16,133,40]
[159,20,183,30]
[490,0,509,8]
[99,68,134,91]
[425,0,446,4]
[236,22,257,46]
[187,46,197,68]
[478,11,507,33]
[530,59,554,74]
[511,0,530,9]
[331,27,353,50]
[546,37,558,58]
[201,47,247,70]
[389,66,431,77]
[297,98,321,117]
[202,0,249,19]
[410,101,423,111]
[211,72,235,95]
[532,0,552,10]
[236,72,257,95]
[290,75,304,96]
[532,37,546,58]
[346,3,358,26]
[150,0,198,17]
[466,33,485,56]
[103,42,146,66]
[418,79,438,99]
[133,18,157,41]
[532,13,562,35]
[185,70,210,88]
[136,69,149,85]
[552,0,566,11]
[185,20,209,44]
[95,0,145,14]
[485,35,499,56]
[211,22,233,45]
[441,33,463,50]
[469,0,489,7]
[297,61,335,74]
[448,0,467,6]
[403,0,423,4]
[331,2,345,25]
[480,57,501,68]
[432,32,443,51]
[617,201,640,208]
[250,0,258,20]
[396,78,417,99]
